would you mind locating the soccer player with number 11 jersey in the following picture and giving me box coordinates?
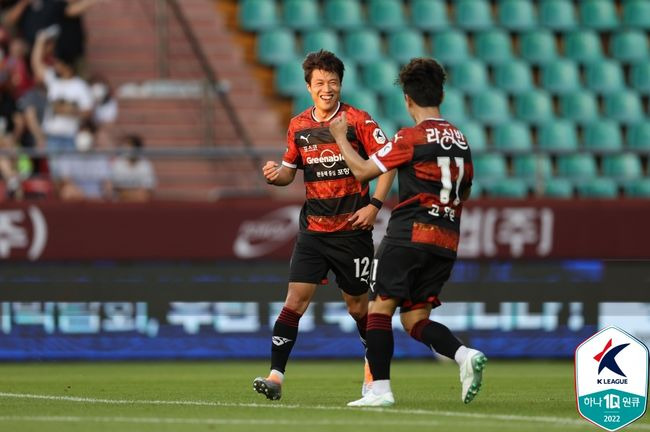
[329,58,487,407]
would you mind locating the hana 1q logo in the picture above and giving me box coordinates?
[575,326,649,431]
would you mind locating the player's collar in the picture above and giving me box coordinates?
[423,117,445,122]
[311,102,341,122]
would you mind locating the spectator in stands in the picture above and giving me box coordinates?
[111,134,156,202]
[1,0,66,47]
[2,0,103,61]
[0,36,33,100]
[0,88,22,198]
[52,119,112,200]
[31,26,92,171]
[89,74,116,126]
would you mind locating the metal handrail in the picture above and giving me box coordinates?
[163,0,257,157]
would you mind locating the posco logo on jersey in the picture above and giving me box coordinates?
[306,149,345,169]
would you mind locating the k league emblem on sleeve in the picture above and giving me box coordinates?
[575,326,649,431]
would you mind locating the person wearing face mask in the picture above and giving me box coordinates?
[30,25,92,173]
[52,119,112,200]
[111,134,156,202]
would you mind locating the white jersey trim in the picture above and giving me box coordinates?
[311,102,341,123]
[282,161,297,169]
[370,154,388,173]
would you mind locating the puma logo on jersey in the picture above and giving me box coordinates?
[272,336,293,346]
[299,134,311,144]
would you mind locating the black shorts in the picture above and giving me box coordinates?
[370,240,455,312]
[289,232,373,296]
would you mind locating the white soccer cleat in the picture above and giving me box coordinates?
[459,349,487,404]
[347,391,395,407]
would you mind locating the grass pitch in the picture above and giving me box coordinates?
[0,360,648,432]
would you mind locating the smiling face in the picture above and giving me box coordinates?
[307,68,341,120]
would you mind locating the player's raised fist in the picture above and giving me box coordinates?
[262,161,280,184]
[329,112,348,141]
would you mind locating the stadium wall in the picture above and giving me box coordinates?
[0,200,648,360]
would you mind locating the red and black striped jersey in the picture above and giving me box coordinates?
[283,102,388,235]
[369,118,473,259]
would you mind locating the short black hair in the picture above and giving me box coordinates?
[397,58,446,108]
[124,134,143,149]
[302,50,345,84]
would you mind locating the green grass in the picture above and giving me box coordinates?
[0,360,648,432]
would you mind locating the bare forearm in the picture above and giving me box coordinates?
[2,0,29,28]
[335,136,378,182]
[268,165,295,186]
[372,169,396,201]
[31,37,46,83]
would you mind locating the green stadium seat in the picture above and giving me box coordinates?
[474,29,513,65]
[557,154,598,179]
[542,60,581,95]
[498,0,537,31]
[537,120,579,153]
[257,29,296,65]
[324,0,363,30]
[514,90,554,125]
[559,92,599,124]
[368,0,406,32]
[469,182,483,199]
[580,0,619,31]
[362,59,399,95]
[603,91,644,125]
[431,30,470,66]
[283,0,319,30]
[493,122,533,153]
[342,89,380,119]
[585,60,625,94]
[577,178,619,198]
[451,60,488,95]
[494,60,533,94]
[486,179,529,198]
[340,60,360,91]
[455,0,493,31]
[543,178,574,198]
[513,154,553,180]
[564,30,603,64]
[471,90,510,126]
[473,154,508,184]
[454,121,487,153]
[302,30,340,56]
[388,29,426,64]
[539,0,576,31]
[631,61,650,94]
[583,121,623,153]
[384,88,413,126]
[293,92,314,115]
[520,30,557,64]
[411,0,448,32]
[602,153,643,182]
[622,0,650,29]
[440,88,467,123]
[610,31,649,64]
[239,0,277,32]
[275,59,305,96]
[624,179,650,198]
[627,122,650,152]
[344,30,382,65]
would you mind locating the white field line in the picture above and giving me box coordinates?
[0,392,649,430]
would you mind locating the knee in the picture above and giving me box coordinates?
[401,314,415,334]
[346,300,368,321]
